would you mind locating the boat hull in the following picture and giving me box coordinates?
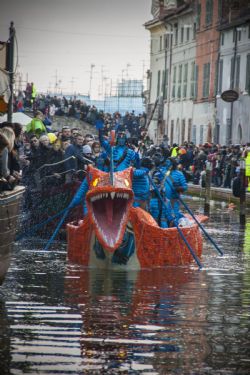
[67,207,208,269]
[0,186,25,284]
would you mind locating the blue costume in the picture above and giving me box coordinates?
[163,167,187,221]
[99,129,137,171]
[148,168,174,228]
[70,125,138,212]
[149,196,174,228]
[132,167,150,208]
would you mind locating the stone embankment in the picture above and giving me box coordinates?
[51,116,97,136]
[187,183,250,206]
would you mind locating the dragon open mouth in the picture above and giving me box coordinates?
[86,188,133,251]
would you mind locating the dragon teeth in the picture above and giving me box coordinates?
[90,191,130,202]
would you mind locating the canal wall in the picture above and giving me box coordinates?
[187,183,250,207]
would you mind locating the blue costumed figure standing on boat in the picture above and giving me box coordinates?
[162,157,188,222]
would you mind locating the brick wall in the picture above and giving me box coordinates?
[195,0,220,103]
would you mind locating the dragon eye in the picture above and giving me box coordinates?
[93,178,99,187]
[124,179,129,187]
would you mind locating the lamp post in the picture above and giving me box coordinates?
[204,161,212,215]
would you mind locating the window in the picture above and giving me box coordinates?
[172,66,177,98]
[206,0,213,26]
[161,70,165,96]
[188,119,192,143]
[238,29,241,42]
[157,70,161,97]
[164,34,169,49]
[177,64,182,99]
[218,0,222,20]
[183,63,188,98]
[197,2,201,30]
[200,125,204,144]
[235,56,240,89]
[181,27,184,43]
[174,23,178,45]
[193,22,196,39]
[164,68,169,99]
[159,35,162,51]
[181,119,185,145]
[233,29,239,43]
[170,120,174,145]
[237,124,242,143]
[218,59,223,94]
[203,63,210,98]
[186,27,190,41]
[192,124,196,144]
[190,62,198,99]
[195,65,199,99]
[245,54,250,94]
[221,32,224,46]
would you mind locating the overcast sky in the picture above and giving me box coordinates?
[0,0,152,99]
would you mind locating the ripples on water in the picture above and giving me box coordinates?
[0,200,250,374]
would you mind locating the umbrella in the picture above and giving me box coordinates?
[0,112,32,126]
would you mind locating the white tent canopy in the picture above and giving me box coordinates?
[0,111,32,126]
[0,68,10,103]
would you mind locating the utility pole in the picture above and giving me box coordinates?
[126,63,131,78]
[7,21,15,123]
[239,159,246,225]
[70,77,76,95]
[88,63,95,99]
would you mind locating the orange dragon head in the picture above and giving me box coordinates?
[86,165,134,252]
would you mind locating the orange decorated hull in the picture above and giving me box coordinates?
[67,207,208,269]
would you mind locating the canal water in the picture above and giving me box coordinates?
[0,198,250,374]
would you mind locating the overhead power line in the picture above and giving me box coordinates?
[3,24,147,39]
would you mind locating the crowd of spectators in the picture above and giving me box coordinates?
[14,83,147,131]
[1,104,249,196]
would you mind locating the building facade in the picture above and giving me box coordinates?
[216,0,250,145]
[192,0,220,145]
[145,0,250,146]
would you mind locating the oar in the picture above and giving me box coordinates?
[43,208,71,251]
[148,175,203,270]
[110,129,116,185]
[164,178,223,256]
[16,207,69,240]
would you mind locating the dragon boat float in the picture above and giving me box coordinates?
[67,166,208,270]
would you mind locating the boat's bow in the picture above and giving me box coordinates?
[86,166,134,252]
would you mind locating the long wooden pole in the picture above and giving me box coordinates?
[7,21,15,123]
[239,159,246,225]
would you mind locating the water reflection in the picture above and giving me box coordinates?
[0,297,11,375]
[0,200,250,374]
[64,267,208,374]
